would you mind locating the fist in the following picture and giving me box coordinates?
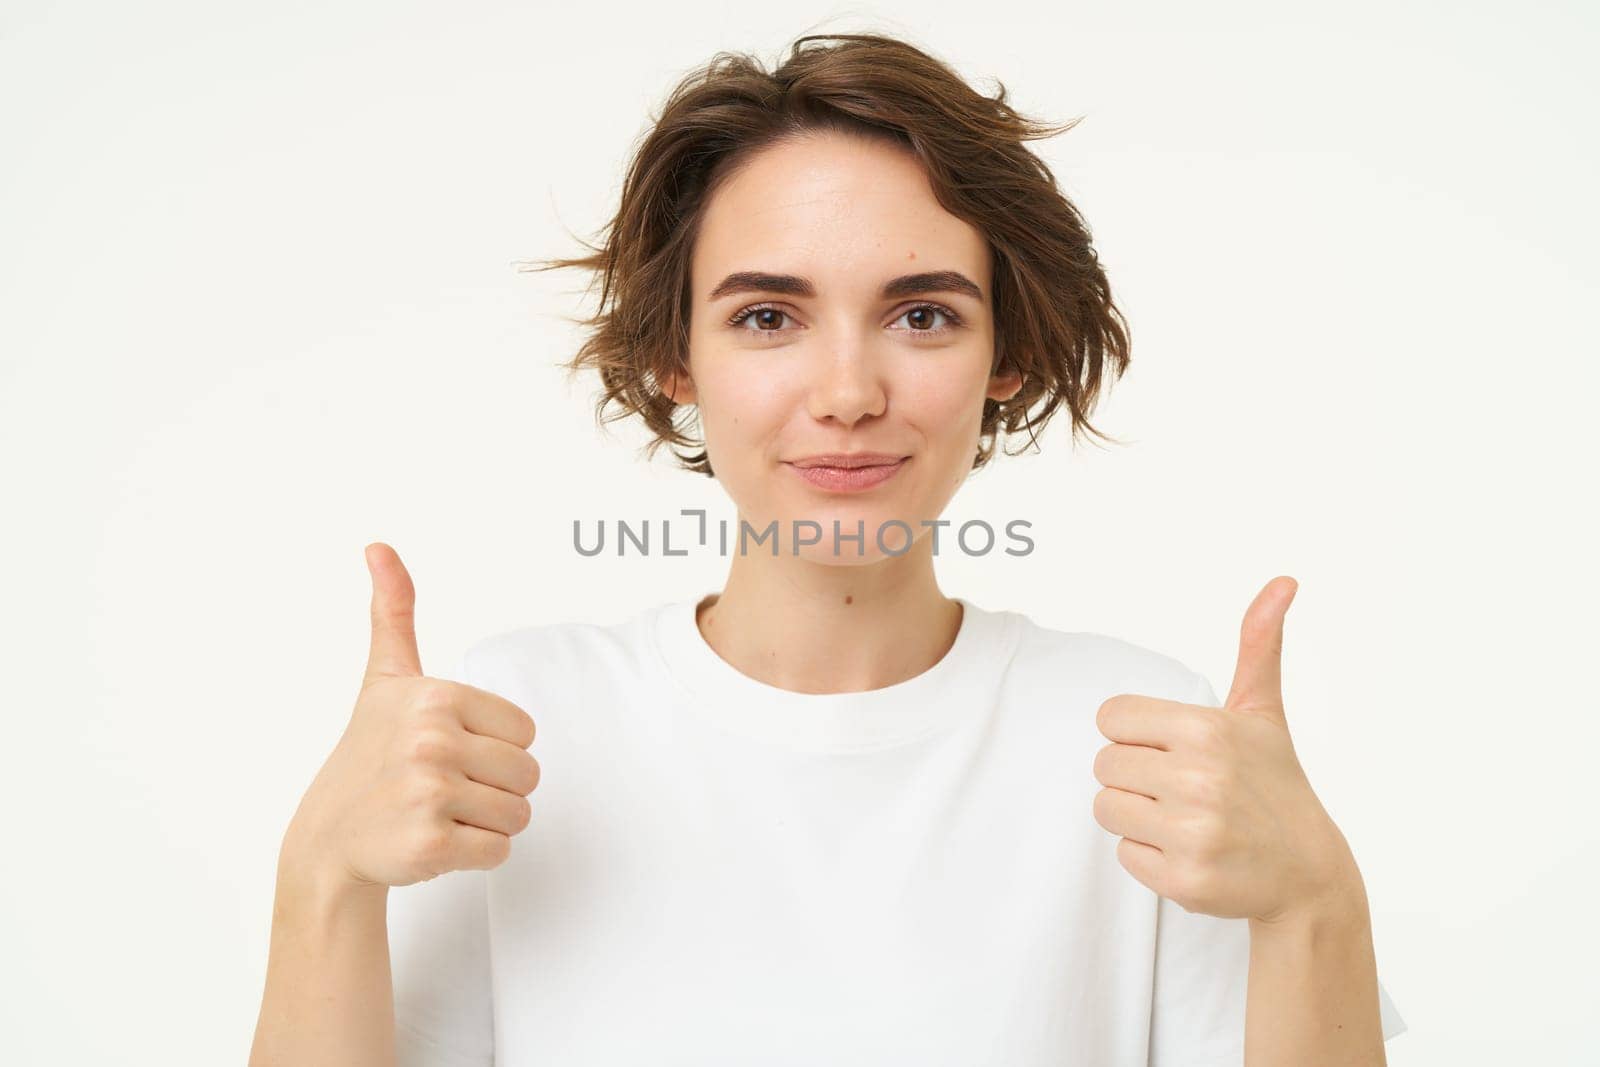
[1090,578,1357,924]
[285,542,541,890]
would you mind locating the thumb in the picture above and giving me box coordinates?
[1223,575,1297,720]
[363,541,423,687]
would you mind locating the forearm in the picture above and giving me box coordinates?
[249,832,397,1067]
[1244,858,1385,1067]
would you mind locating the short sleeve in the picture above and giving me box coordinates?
[387,649,495,1067]
[1147,671,1408,1063]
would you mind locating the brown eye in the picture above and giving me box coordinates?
[891,303,962,335]
[726,303,793,333]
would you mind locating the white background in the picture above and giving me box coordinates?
[3,1,1596,1062]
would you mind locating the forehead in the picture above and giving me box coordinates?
[691,130,990,295]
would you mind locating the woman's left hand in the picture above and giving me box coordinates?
[1091,577,1362,925]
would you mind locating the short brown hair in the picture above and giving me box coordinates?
[523,32,1131,477]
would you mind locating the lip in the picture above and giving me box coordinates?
[788,452,908,469]
[783,454,909,493]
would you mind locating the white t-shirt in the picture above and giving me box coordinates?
[389,594,1406,1065]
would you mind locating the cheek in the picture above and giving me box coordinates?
[900,363,988,440]
[695,365,790,447]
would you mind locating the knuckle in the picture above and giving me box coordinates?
[520,755,542,795]
[408,769,453,811]
[411,824,454,873]
[1095,696,1122,734]
[1170,863,1212,911]
[1091,787,1113,826]
[407,727,455,768]
[483,833,512,868]
[1091,745,1113,784]
[1181,765,1226,805]
[412,679,458,720]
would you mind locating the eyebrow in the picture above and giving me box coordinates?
[707,269,985,303]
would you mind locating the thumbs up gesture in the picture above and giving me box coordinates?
[1091,577,1360,925]
[281,543,541,891]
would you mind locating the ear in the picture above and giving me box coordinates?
[661,366,697,405]
[986,367,1023,403]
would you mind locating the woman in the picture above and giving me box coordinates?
[251,32,1405,1065]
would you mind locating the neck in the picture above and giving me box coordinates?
[695,531,960,695]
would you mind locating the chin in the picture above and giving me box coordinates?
[777,501,929,562]
[790,544,907,567]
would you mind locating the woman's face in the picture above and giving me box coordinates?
[669,129,1022,565]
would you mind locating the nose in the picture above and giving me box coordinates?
[805,342,887,428]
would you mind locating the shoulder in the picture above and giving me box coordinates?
[459,601,669,698]
[1002,610,1209,705]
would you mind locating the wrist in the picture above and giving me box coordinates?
[1253,853,1370,937]
[276,822,386,918]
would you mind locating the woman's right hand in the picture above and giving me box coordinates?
[282,542,541,892]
